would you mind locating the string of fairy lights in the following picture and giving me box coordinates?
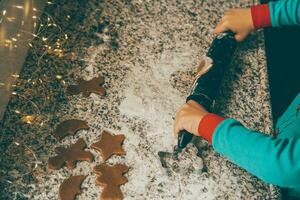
[0,1,79,194]
[0,0,71,124]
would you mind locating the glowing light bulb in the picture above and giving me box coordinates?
[21,115,35,124]
[56,75,62,79]
[11,74,20,78]
[14,5,24,9]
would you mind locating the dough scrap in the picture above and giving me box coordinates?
[58,175,86,200]
[53,119,89,141]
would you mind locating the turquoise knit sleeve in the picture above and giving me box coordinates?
[212,118,300,188]
[269,0,300,27]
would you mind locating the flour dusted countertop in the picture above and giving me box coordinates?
[0,0,281,199]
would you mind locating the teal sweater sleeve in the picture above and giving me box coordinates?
[269,0,300,27]
[212,118,300,188]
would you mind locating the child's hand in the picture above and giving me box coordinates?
[214,8,254,42]
[173,100,208,139]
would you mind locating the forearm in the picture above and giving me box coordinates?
[198,116,300,188]
[251,0,300,28]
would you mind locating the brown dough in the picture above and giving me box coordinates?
[53,119,89,141]
[91,131,125,161]
[48,138,94,170]
[58,175,86,200]
[67,76,106,97]
[94,164,129,200]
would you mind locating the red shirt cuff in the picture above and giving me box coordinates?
[197,113,225,144]
[251,4,272,29]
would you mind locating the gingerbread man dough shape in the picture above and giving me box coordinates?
[48,138,94,170]
[67,76,106,97]
[94,164,129,200]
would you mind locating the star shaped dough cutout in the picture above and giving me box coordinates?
[91,131,125,161]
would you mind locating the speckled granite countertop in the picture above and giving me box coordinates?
[0,0,281,199]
